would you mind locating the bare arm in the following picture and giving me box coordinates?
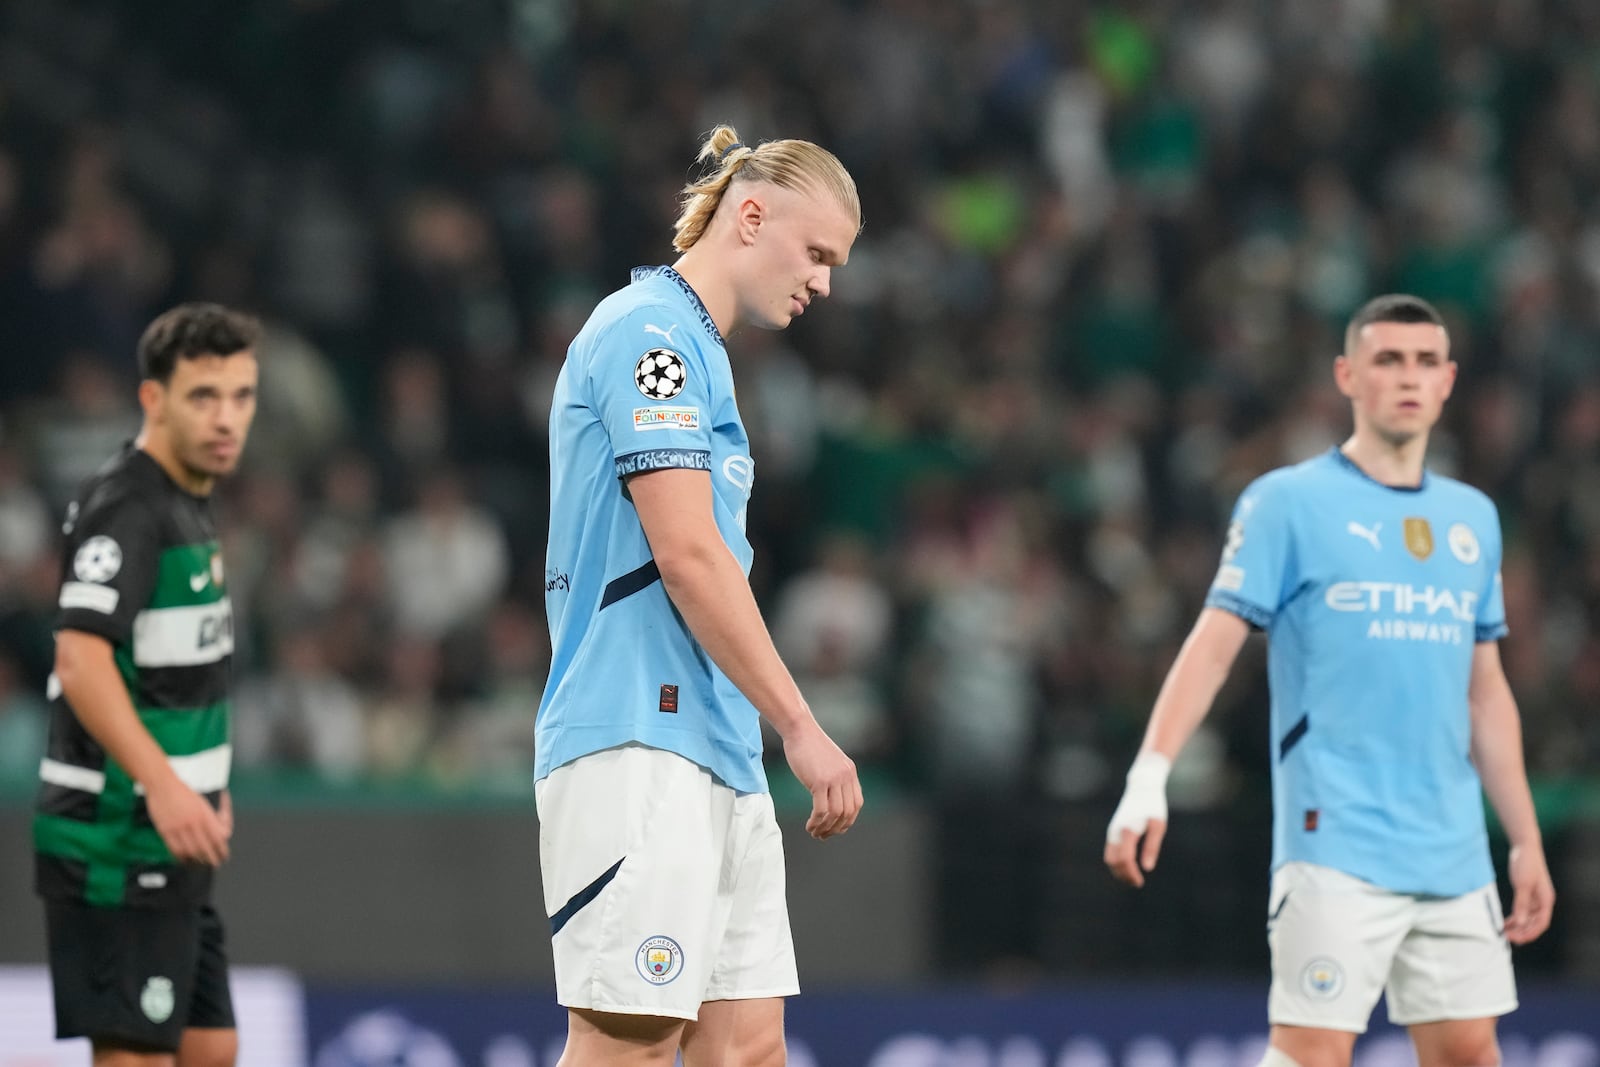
[626,468,862,839]
[1139,608,1251,759]
[1468,640,1553,944]
[55,630,229,865]
[1105,607,1250,886]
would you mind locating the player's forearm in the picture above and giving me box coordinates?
[1141,656,1226,760]
[1471,687,1542,850]
[655,545,815,739]
[1141,608,1247,759]
[56,637,184,795]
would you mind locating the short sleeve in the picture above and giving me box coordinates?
[55,491,160,645]
[1475,510,1509,643]
[1204,475,1297,629]
[589,308,715,480]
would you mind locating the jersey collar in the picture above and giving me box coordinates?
[1329,446,1429,493]
[127,440,214,502]
[631,265,725,349]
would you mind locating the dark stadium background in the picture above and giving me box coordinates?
[0,1,1595,1063]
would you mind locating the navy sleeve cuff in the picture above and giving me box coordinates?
[614,448,712,479]
[1205,590,1275,631]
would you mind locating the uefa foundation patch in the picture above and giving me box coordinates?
[636,935,684,985]
[633,406,700,432]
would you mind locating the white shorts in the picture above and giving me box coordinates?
[535,744,799,1020]
[1267,862,1518,1032]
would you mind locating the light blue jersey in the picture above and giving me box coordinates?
[1206,448,1507,896]
[538,266,765,794]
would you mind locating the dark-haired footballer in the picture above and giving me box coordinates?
[35,303,260,1067]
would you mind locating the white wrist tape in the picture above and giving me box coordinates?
[1106,752,1172,844]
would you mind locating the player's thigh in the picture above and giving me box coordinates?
[537,744,731,1019]
[1266,862,1411,1033]
[46,901,204,1055]
[1388,885,1516,1029]
[563,1007,686,1067]
[704,792,798,1005]
[681,997,786,1067]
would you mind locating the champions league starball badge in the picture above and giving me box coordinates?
[74,536,123,583]
[635,349,688,400]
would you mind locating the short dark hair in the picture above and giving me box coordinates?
[1343,294,1447,356]
[137,303,262,383]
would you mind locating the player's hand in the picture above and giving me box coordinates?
[145,777,231,867]
[1104,752,1172,888]
[782,720,863,840]
[219,789,234,838]
[1504,842,1555,945]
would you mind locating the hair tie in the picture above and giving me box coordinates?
[720,142,746,163]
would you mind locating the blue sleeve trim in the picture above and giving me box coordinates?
[1476,622,1509,643]
[614,448,712,479]
[1205,591,1274,630]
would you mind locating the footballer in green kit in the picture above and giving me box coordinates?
[34,303,260,1066]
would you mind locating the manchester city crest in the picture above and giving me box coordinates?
[635,935,684,986]
[1448,522,1480,564]
[1300,958,1344,1000]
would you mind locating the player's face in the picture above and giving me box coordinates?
[151,353,260,482]
[738,184,856,332]
[1337,322,1456,445]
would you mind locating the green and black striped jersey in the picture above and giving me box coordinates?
[34,444,234,910]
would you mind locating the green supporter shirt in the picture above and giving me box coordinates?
[34,444,233,909]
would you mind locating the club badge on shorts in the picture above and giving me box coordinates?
[636,935,684,985]
[141,975,175,1022]
[1301,957,1344,999]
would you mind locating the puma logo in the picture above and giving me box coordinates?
[643,323,680,343]
[1347,521,1382,552]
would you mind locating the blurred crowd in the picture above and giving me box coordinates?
[1,0,1599,812]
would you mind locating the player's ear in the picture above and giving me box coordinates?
[733,193,765,246]
[137,378,165,421]
[1332,353,1355,398]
